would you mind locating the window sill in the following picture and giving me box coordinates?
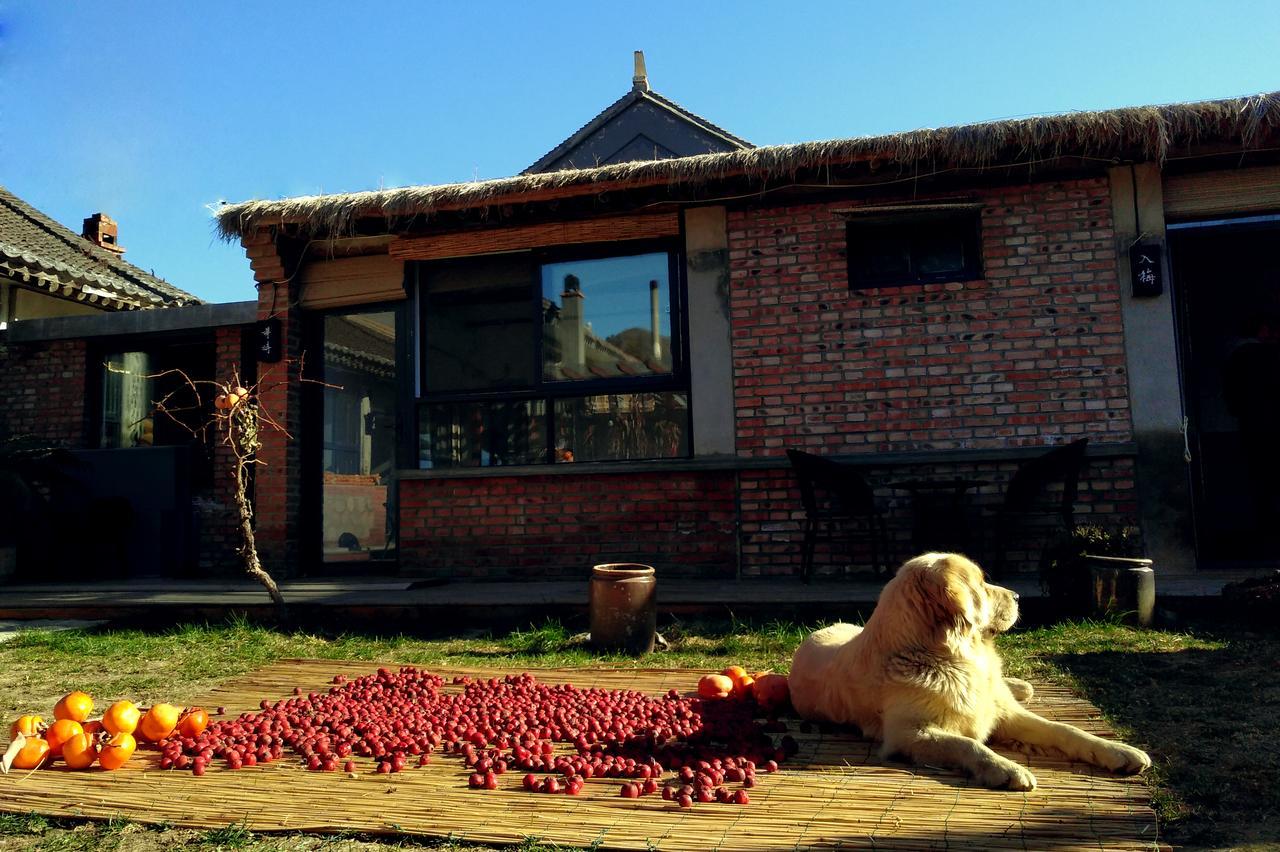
[398,455,741,480]
[397,441,1137,481]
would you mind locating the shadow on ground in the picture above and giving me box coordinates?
[1049,628,1280,850]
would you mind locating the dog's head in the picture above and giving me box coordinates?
[880,552,1019,647]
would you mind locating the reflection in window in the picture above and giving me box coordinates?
[542,253,672,381]
[423,254,534,391]
[419,400,547,469]
[415,247,689,467]
[322,311,397,562]
[554,393,688,463]
[101,352,154,448]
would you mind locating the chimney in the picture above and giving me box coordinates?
[649,279,662,361]
[82,213,125,255]
[632,51,650,93]
[558,274,586,369]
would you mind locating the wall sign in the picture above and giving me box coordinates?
[1130,242,1164,298]
[256,317,283,363]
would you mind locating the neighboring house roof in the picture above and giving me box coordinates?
[218,90,1280,241]
[522,86,753,175]
[0,186,199,310]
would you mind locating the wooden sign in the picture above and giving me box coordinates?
[256,317,283,363]
[1129,242,1164,298]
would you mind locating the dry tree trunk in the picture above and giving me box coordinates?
[230,402,287,618]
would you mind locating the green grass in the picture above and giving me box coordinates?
[1,615,1275,851]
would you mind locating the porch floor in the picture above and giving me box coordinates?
[0,567,1266,631]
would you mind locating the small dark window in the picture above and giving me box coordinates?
[846,212,981,288]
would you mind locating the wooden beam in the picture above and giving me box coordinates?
[389,213,680,261]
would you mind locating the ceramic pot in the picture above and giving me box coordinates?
[589,563,656,655]
[1086,555,1155,627]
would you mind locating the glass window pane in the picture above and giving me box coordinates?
[419,399,547,469]
[914,227,970,277]
[101,352,154,448]
[848,229,911,284]
[553,392,689,463]
[322,311,397,563]
[423,255,535,391]
[542,252,673,381]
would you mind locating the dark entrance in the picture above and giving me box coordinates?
[1170,218,1280,566]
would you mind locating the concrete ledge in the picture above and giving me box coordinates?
[399,442,1139,480]
[6,301,256,341]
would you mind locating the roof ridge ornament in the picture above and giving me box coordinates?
[632,50,650,93]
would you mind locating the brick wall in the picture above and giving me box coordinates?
[727,177,1138,575]
[400,471,737,578]
[727,178,1132,455]
[738,455,1138,577]
[246,232,304,577]
[194,325,251,574]
[0,338,89,446]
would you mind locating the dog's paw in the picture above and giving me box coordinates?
[1005,678,1034,703]
[976,758,1037,791]
[1094,742,1151,775]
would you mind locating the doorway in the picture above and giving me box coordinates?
[1170,219,1280,566]
[319,309,398,567]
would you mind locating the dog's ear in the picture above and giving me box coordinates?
[910,559,975,639]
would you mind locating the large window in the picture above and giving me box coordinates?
[416,245,689,468]
[846,210,982,289]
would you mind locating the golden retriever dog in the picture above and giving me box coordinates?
[788,552,1150,790]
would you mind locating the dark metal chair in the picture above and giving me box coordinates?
[785,449,889,582]
[989,437,1090,577]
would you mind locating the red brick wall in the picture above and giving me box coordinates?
[727,178,1132,455]
[738,455,1138,577]
[246,232,304,577]
[727,177,1138,575]
[400,471,738,578]
[0,338,89,446]
[195,325,251,574]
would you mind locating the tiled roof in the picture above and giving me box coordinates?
[0,186,199,309]
[522,87,753,175]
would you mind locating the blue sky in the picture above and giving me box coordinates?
[3,1,1278,303]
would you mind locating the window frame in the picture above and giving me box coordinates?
[845,210,983,289]
[412,238,692,468]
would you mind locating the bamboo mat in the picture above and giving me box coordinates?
[0,660,1164,851]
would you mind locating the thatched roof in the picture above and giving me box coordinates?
[217,91,1280,242]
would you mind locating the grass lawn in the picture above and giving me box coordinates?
[0,615,1276,851]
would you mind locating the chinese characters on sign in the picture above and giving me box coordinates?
[256,317,283,363]
[1129,242,1164,298]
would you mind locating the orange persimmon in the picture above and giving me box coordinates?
[177,707,209,738]
[10,736,51,770]
[61,731,98,770]
[102,700,141,736]
[44,719,84,757]
[697,674,735,699]
[9,715,44,740]
[732,674,756,700]
[53,691,94,723]
[752,673,792,713]
[97,732,135,771]
[137,703,180,742]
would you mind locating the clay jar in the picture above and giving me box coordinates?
[1087,555,1155,627]
[588,563,657,655]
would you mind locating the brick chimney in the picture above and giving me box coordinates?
[82,213,126,255]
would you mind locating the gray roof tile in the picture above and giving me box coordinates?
[0,186,199,309]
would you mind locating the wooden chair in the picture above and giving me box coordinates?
[989,438,1090,577]
[786,449,889,582]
